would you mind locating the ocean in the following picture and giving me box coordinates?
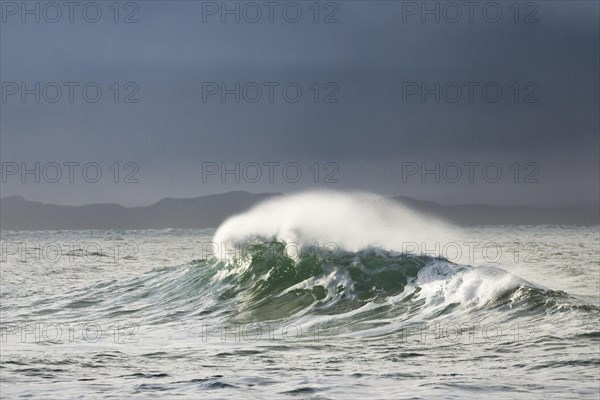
[1,193,599,399]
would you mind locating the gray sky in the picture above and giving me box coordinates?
[1,0,598,206]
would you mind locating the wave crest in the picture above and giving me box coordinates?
[213,191,457,255]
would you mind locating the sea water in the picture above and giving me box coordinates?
[1,193,598,399]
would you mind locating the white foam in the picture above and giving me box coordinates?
[417,261,524,308]
[213,190,457,255]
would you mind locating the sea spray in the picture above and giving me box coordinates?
[214,190,458,256]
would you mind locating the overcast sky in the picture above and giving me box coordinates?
[1,0,598,206]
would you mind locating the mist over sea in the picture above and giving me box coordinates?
[1,193,598,399]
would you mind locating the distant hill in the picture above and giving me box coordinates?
[0,191,279,230]
[394,196,599,226]
[0,192,597,230]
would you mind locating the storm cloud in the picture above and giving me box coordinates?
[1,0,598,206]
